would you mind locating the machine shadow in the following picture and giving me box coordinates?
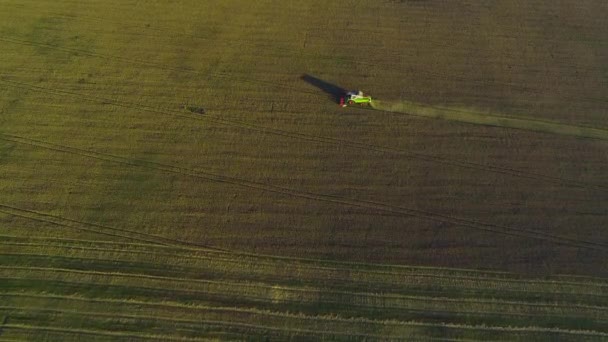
[300,74,346,104]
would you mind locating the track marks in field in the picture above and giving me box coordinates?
[1,132,607,252]
[2,235,608,339]
[3,320,603,342]
[0,306,382,340]
[3,304,607,341]
[0,323,471,342]
[0,324,211,342]
[0,204,226,252]
[373,100,608,141]
[2,266,607,327]
[5,291,606,329]
[0,294,451,340]
[2,260,608,338]
[4,235,608,286]
[5,252,608,307]
[1,78,606,195]
[3,252,608,309]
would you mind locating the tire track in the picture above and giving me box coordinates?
[2,267,604,324]
[2,305,604,340]
[3,253,607,310]
[1,133,607,253]
[0,235,173,251]
[0,323,471,342]
[0,323,211,341]
[1,77,605,194]
[3,240,608,294]
[0,243,588,291]
[372,100,608,141]
[5,292,606,331]
[0,306,393,341]
[0,204,227,253]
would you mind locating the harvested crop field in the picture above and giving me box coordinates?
[1,0,607,340]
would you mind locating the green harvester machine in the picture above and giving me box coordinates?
[341,90,372,107]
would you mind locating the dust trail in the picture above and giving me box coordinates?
[371,100,608,141]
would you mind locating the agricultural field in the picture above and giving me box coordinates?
[0,0,607,340]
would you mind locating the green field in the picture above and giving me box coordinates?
[1,0,607,340]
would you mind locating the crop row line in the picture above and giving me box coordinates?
[0,323,218,341]
[1,131,606,253]
[0,204,226,253]
[0,235,169,250]
[2,242,605,290]
[1,235,605,286]
[2,235,607,287]
[0,278,608,331]
[0,304,523,340]
[2,266,606,321]
[3,246,608,300]
[3,214,608,305]
[0,295,474,341]
[0,291,578,330]
[5,275,570,326]
[2,249,606,308]
[2,264,605,314]
[0,206,168,249]
[0,322,470,342]
[0,305,418,339]
[1,238,567,289]
[3,304,606,339]
[2,255,606,309]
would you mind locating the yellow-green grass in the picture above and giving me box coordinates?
[1,0,608,340]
